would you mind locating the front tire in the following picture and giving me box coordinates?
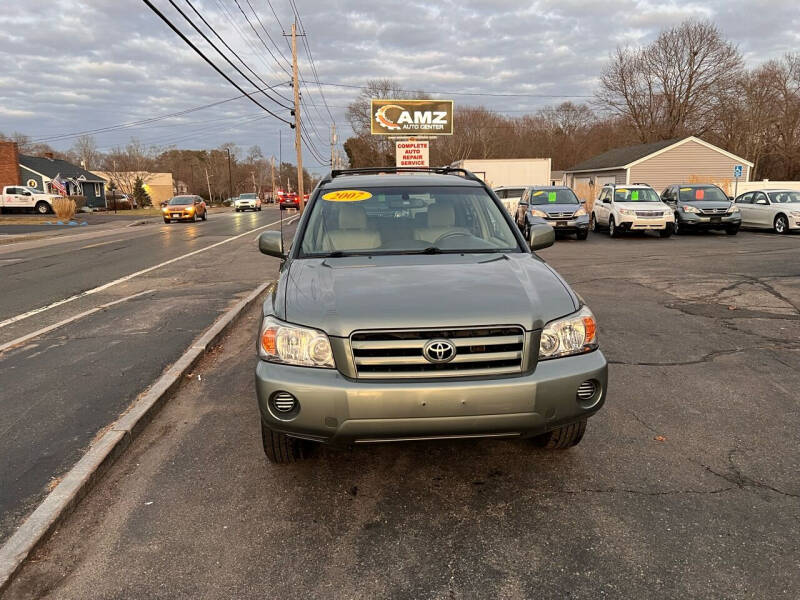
[673,215,682,235]
[660,223,674,238]
[163,218,170,224]
[590,213,598,232]
[261,421,310,464]
[202,210,207,221]
[576,229,589,240]
[533,420,587,449]
[774,214,789,234]
[608,216,620,238]
[726,225,739,235]
[35,201,51,215]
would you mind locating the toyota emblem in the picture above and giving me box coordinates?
[423,339,456,363]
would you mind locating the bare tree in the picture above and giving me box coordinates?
[597,20,743,142]
[70,134,99,170]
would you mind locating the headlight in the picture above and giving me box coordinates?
[259,316,334,368]
[162,207,168,212]
[574,207,587,216]
[530,209,548,218]
[682,205,700,213]
[539,306,598,360]
[790,210,800,217]
[663,209,672,216]
[618,208,635,216]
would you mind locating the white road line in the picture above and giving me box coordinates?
[0,289,156,354]
[0,214,299,331]
[80,239,123,250]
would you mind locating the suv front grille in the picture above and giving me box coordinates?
[635,210,663,218]
[350,326,525,379]
[546,211,575,219]
[700,207,728,215]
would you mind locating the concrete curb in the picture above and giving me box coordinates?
[0,281,271,594]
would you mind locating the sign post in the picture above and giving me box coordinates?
[733,164,743,199]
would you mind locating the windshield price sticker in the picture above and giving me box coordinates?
[322,190,373,202]
[631,190,639,201]
[695,189,705,199]
[548,192,557,203]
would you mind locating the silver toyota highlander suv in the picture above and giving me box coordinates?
[255,167,608,463]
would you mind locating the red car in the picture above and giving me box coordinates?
[278,191,300,210]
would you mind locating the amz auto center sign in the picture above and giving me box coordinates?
[395,140,430,168]
[371,99,454,135]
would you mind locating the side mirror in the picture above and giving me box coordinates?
[258,230,285,258]
[529,222,555,251]
[728,195,734,201]
[580,199,586,204]
[603,197,611,204]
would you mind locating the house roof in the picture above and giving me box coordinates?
[566,139,681,173]
[565,136,754,173]
[20,154,105,182]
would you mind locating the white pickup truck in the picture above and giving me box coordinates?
[0,185,60,214]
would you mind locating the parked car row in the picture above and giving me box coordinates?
[503,181,800,244]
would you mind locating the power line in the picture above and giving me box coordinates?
[245,0,293,71]
[291,2,336,125]
[231,0,292,77]
[165,0,292,110]
[141,0,292,124]
[183,0,293,106]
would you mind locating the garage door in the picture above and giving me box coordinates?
[595,176,617,187]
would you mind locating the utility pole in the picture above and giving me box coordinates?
[330,123,337,171]
[291,21,305,211]
[225,147,234,204]
[205,168,213,204]
[251,171,257,195]
[270,156,276,202]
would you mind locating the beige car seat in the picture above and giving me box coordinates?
[323,204,381,251]
[414,203,469,244]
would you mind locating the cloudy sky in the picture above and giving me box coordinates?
[1,0,798,173]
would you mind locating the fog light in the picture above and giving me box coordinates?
[271,391,297,413]
[576,380,596,401]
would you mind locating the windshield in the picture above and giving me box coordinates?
[299,185,521,257]
[168,196,193,205]
[529,188,579,205]
[678,186,728,202]
[614,188,660,202]
[239,193,257,199]
[768,191,800,203]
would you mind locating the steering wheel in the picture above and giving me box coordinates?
[434,231,471,244]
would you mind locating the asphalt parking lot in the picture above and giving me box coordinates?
[4,228,799,600]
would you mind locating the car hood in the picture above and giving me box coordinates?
[278,254,578,337]
[614,202,668,210]
[680,200,732,209]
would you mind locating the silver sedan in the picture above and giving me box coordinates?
[734,189,800,233]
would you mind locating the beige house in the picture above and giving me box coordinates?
[564,137,753,196]
[91,171,176,206]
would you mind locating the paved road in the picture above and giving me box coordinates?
[0,207,297,546]
[4,229,800,599]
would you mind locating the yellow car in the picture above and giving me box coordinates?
[163,195,207,223]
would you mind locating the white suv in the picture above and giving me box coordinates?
[591,184,674,238]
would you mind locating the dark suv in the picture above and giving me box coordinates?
[515,186,590,241]
[254,167,608,463]
[660,184,741,235]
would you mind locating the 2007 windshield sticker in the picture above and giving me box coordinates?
[322,190,373,202]
[548,192,557,202]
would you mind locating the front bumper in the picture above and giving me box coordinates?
[165,211,196,220]
[678,213,741,228]
[544,215,590,232]
[617,216,672,231]
[256,350,607,445]
[236,203,257,210]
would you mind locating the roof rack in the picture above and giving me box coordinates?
[321,166,483,185]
